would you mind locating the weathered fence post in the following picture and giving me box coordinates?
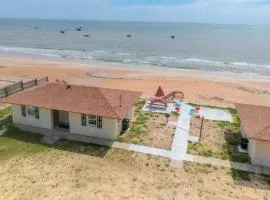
[34,79,38,86]
[199,116,204,141]
[20,81,24,91]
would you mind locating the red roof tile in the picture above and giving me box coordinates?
[2,82,142,119]
[235,103,270,141]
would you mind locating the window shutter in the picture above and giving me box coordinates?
[35,107,40,119]
[81,114,86,126]
[97,116,102,129]
[21,105,26,117]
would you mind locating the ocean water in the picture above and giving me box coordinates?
[0,18,270,76]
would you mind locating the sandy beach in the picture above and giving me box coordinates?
[0,56,270,108]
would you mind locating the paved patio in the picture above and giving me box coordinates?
[198,107,233,122]
[142,101,175,114]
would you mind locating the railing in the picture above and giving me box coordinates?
[0,76,48,98]
[164,91,185,101]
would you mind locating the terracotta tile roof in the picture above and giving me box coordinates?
[235,103,270,142]
[2,82,142,119]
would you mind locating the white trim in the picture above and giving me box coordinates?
[87,115,97,127]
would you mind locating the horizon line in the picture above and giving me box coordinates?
[0,17,269,27]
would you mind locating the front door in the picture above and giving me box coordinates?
[53,110,60,126]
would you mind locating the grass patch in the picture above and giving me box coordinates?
[261,174,270,185]
[188,142,229,160]
[0,126,134,163]
[0,126,50,160]
[230,153,250,163]
[116,100,150,144]
[187,102,224,109]
[229,169,252,181]
[116,113,150,144]
[135,99,146,113]
[188,106,247,163]
[171,111,180,118]
[188,138,248,163]
[0,106,11,118]
[184,162,214,174]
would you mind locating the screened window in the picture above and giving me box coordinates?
[88,115,97,126]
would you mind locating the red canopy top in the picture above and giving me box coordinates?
[154,86,165,98]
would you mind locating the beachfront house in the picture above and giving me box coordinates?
[2,82,141,141]
[235,103,270,167]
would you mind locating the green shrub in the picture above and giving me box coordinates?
[0,106,11,118]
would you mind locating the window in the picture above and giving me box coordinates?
[27,106,35,117]
[21,105,39,119]
[88,115,97,126]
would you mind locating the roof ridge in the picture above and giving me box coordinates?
[97,88,121,118]
[52,82,139,93]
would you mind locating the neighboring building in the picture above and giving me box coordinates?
[235,103,270,167]
[2,82,141,141]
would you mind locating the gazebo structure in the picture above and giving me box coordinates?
[150,86,168,108]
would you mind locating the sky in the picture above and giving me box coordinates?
[0,0,270,24]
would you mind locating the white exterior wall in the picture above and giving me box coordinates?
[69,112,120,140]
[248,139,256,161]
[241,123,270,167]
[240,123,247,138]
[124,106,135,120]
[249,139,270,167]
[11,104,53,130]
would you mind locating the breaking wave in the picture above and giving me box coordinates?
[0,45,270,76]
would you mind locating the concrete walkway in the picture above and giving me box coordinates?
[129,144,171,158]
[171,103,193,161]
[183,154,270,175]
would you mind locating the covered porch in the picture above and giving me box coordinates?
[52,110,70,130]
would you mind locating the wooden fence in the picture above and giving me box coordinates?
[0,76,48,98]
